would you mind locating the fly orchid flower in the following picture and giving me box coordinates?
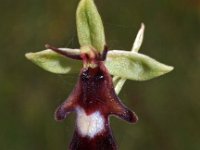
[25,0,173,149]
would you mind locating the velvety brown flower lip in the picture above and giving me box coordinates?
[48,45,138,150]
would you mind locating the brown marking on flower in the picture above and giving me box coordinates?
[48,45,138,150]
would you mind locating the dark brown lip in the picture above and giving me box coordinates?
[50,46,137,150]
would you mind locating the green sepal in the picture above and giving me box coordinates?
[76,0,105,53]
[106,50,174,81]
[25,49,173,81]
[25,49,82,74]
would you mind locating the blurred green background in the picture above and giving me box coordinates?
[1,0,200,150]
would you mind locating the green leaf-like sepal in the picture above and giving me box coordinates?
[106,50,174,81]
[25,49,82,74]
[25,49,173,81]
[76,0,105,53]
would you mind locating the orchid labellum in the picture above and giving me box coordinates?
[45,44,137,150]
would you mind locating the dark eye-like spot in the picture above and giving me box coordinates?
[81,71,90,81]
[95,73,104,81]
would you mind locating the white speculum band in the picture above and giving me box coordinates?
[76,107,105,138]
